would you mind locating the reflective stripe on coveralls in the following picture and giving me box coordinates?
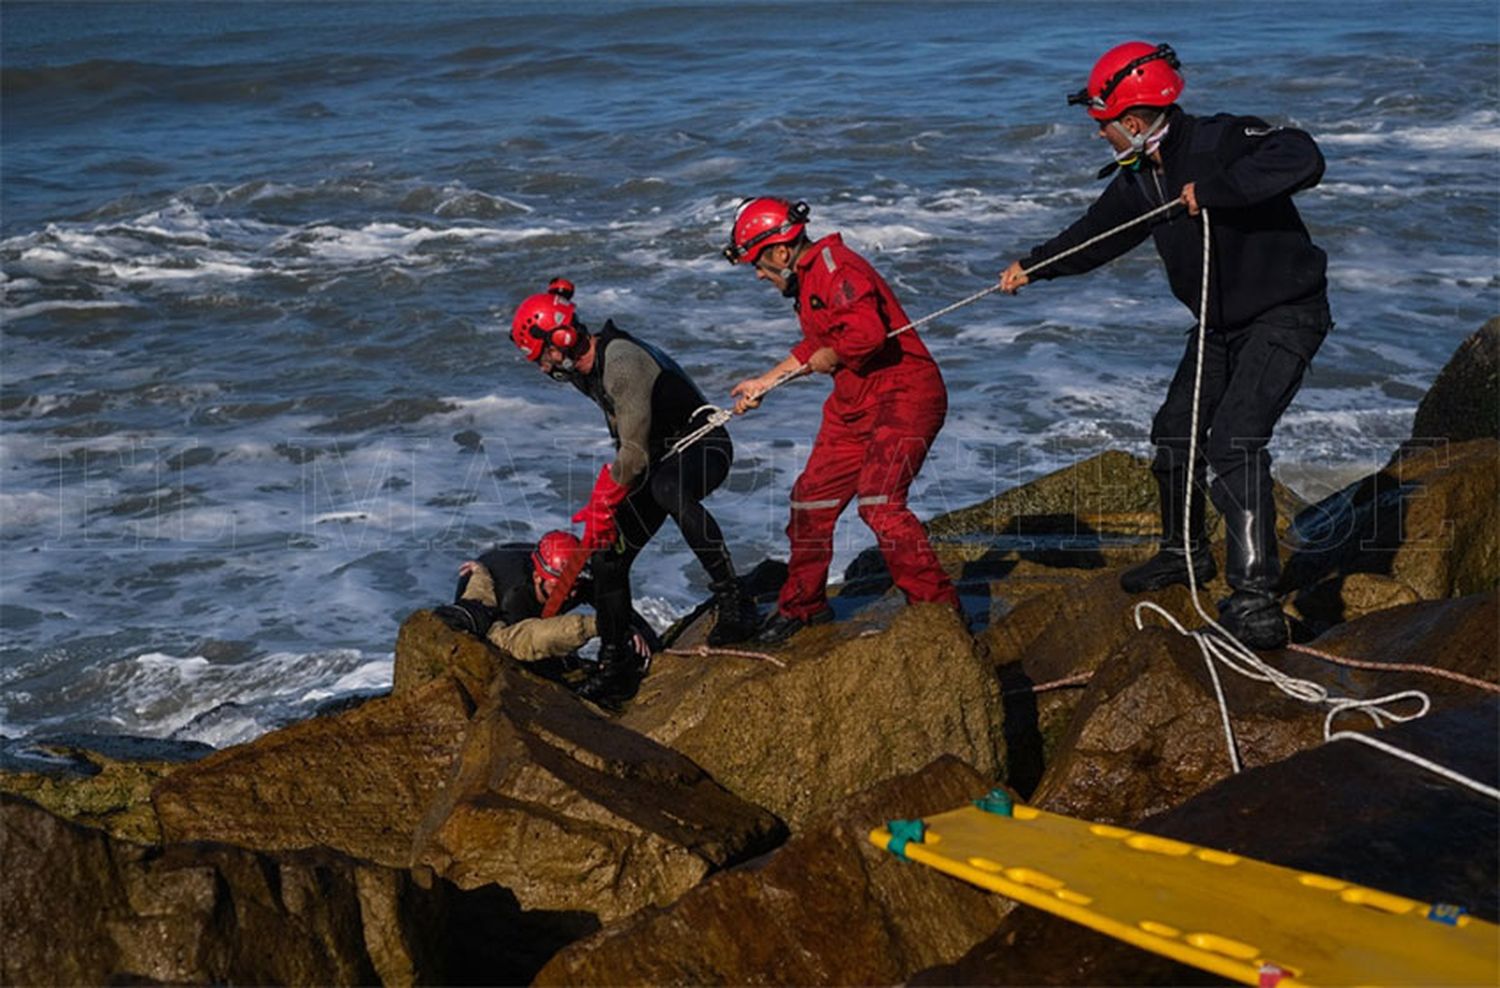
[778,234,959,620]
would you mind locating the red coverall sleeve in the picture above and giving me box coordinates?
[822,267,888,371]
[790,336,819,364]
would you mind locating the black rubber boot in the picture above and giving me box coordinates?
[433,599,495,637]
[574,643,645,713]
[1217,590,1287,650]
[1121,468,1214,593]
[754,606,834,646]
[1214,489,1286,650]
[707,577,760,646]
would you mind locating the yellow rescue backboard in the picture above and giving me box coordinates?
[870,798,1498,987]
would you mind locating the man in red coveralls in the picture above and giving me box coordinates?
[724,197,960,644]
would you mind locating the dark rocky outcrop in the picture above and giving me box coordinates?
[1283,319,1499,629]
[620,602,1004,829]
[1030,627,1328,825]
[0,736,208,844]
[930,449,1179,544]
[2,793,381,986]
[1284,439,1498,632]
[392,608,506,697]
[929,448,1304,555]
[982,570,1212,796]
[534,757,1013,987]
[1030,590,1498,826]
[0,792,604,986]
[1277,591,1499,712]
[410,660,787,924]
[1407,317,1498,448]
[153,674,476,866]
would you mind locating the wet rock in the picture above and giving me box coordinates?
[929,450,1174,544]
[982,569,1215,797]
[153,675,475,867]
[349,870,602,986]
[1032,627,1327,825]
[535,756,1013,987]
[1408,318,1498,447]
[621,603,1004,829]
[913,702,1498,985]
[1286,571,1421,633]
[1,794,379,986]
[393,608,505,697]
[1,793,589,987]
[659,559,787,649]
[1285,438,1499,614]
[1152,700,1499,918]
[1278,591,1497,711]
[911,909,1215,987]
[0,736,209,844]
[929,449,1305,552]
[984,569,1211,683]
[925,449,1301,631]
[410,660,786,925]
[1032,589,1497,826]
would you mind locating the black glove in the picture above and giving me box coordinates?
[434,599,494,637]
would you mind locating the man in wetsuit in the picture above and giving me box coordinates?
[997,41,1332,650]
[434,530,654,668]
[725,198,961,644]
[511,279,758,709]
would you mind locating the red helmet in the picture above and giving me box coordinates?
[511,278,580,362]
[722,197,810,265]
[532,529,581,581]
[1069,42,1183,121]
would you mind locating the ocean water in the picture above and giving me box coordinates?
[2,1,1496,748]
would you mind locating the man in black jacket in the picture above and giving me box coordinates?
[998,41,1332,649]
[434,530,656,674]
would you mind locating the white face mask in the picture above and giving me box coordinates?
[1109,113,1170,170]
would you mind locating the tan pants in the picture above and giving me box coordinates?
[460,564,596,661]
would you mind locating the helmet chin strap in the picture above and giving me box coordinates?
[755,250,801,298]
[1108,113,1170,170]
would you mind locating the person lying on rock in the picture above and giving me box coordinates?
[509,279,759,710]
[725,197,961,644]
[434,530,656,686]
[997,41,1332,650]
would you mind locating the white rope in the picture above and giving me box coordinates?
[668,199,1186,458]
[1014,198,1183,281]
[1133,205,1497,801]
[1329,731,1500,801]
[665,403,734,458]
